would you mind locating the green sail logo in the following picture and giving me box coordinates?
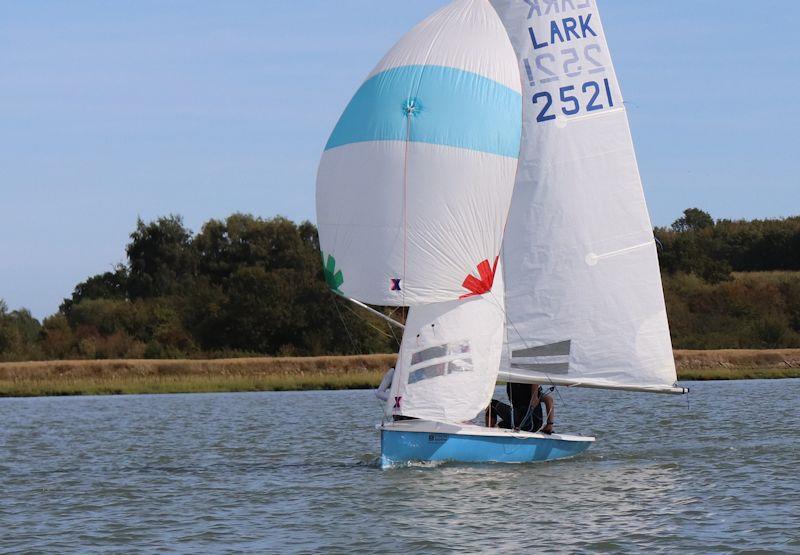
[322,253,344,293]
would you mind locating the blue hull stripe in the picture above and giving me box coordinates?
[380,429,592,468]
[325,65,522,158]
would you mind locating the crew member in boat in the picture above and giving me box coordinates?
[485,383,554,434]
[375,367,415,421]
[374,367,394,403]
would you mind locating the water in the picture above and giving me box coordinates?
[1,380,799,553]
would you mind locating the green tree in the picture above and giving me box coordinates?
[0,299,12,355]
[193,214,311,284]
[8,308,41,344]
[60,264,129,313]
[40,313,76,359]
[671,207,714,232]
[0,301,43,360]
[126,215,196,298]
[28,209,800,360]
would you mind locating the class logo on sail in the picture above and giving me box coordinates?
[460,256,499,299]
[510,340,571,375]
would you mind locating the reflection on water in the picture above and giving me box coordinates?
[1,380,799,552]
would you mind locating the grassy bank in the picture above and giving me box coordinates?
[673,349,800,380]
[0,355,394,397]
[1,350,799,397]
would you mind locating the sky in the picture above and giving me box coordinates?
[1,1,798,319]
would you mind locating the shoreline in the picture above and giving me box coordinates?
[1,350,799,397]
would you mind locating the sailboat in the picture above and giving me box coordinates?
[316,0,687,468]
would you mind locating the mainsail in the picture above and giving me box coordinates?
[489,0,681,393]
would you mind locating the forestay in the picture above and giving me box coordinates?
[489,0,680,392]
[316,0,522,306]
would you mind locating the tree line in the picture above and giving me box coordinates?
[655,208,800,349]
[1,214,395,361]
[655,207,800,282]
[1,208,799,361]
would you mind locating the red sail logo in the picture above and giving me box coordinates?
[460,256,499,299]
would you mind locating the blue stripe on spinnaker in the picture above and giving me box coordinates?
[325,65,522,158]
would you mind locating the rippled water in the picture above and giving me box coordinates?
[1,379,799,553]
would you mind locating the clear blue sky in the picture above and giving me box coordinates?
[2,1,798,319]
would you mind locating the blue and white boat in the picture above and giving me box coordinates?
[380,419,594,469]
[315,0,687,468]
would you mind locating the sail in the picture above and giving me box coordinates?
[489,0,678,391]
[316,0,521,306]
[386,268,505,422]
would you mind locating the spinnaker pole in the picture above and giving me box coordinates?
[334,291,405,330]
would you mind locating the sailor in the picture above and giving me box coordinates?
[375,367,416,421]
[374,367,394,403]
[485,383,554,434]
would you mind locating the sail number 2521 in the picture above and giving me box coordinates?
[533,78,614,123]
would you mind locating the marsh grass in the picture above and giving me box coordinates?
[0,370,386,397]
[676,367,800,381]
[0,354,394,397]
[1,350,798,397]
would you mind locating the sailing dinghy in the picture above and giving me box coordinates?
[316,0,687,468]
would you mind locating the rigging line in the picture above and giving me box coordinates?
[341,303,394,339]
[332,296,368,372]
[397,13,444,315]
[334,291,405,329]
[387,313,402,348]
[401,112,411,311]
[517,402,545,434]
[544,393,554,429]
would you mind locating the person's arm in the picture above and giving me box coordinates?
[543,396,554,421]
